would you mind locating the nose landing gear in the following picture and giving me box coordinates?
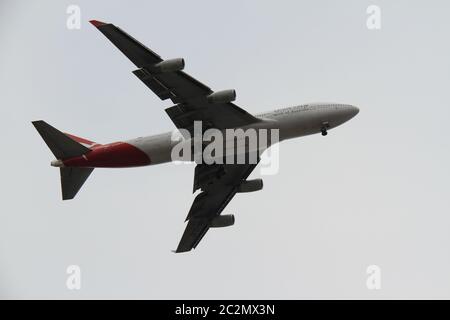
[321,122,329,136]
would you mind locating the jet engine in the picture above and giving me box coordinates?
[207,89,236,104]
[237,179,263,193]
[154,58,185,73]
[210,214,235,228]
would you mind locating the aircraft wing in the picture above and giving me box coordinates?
[176,161,259,253]
[90,20,262,253]
[90,20,260,137]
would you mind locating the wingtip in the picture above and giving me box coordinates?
[31,120,46,129]
[173,247,192,254]
[89,20,107,27]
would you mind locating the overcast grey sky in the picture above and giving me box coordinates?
[1,0,450,299]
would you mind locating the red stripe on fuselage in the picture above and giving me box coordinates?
[63,142,150,168]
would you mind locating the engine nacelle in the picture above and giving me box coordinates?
[210,214,235,228]
[154,58,185,73]
[237,179,263,193]
[207,89,236,104]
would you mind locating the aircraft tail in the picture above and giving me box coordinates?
[32,120,95,200]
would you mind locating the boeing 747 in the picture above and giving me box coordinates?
[32,20,359,252]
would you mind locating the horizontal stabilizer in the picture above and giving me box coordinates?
[32,120,95,200]
[60,167,94,200]
[32,120,91,159]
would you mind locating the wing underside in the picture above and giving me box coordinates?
[176,162,258,253]
[90,20,262,253]
[90,20,260,137]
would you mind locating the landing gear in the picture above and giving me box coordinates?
[321,122,329,136]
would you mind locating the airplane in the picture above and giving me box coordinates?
[32,20,359,253]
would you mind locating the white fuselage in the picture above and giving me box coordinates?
[125,103,359,166]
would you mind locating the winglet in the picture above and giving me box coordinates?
[89,20,107,27]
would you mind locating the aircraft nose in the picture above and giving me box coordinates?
[347,105,359,118]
